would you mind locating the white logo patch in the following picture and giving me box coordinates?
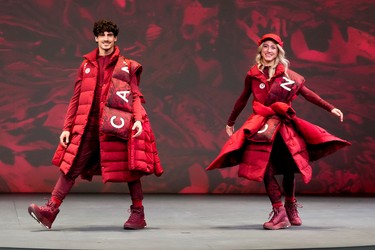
[259,83,265,89]
[85,68,91,74]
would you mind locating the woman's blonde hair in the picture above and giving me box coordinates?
[255,42,289,79]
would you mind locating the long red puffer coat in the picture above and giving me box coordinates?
[207,64,350,183]
[52,47,163,182]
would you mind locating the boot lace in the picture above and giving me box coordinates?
[287,202,303,217]
[267,207,280,220]
[127,208,141,222]
[39,199,57,212]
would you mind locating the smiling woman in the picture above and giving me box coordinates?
[260,40,278,65]
[207,33,351,230]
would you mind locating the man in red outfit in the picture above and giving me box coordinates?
[28,20,163,230]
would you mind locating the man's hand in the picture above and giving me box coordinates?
[60,130,70,148]
[132,120,143,137]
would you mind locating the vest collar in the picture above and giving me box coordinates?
[249,63,285,83]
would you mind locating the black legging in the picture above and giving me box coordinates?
[264,165,295,205]
[263,134,297,205]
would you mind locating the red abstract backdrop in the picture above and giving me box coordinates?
[0,0,374,194]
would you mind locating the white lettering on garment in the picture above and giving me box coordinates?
[116,91,130,103]
[257,124,268,133]
[121,66,129,73]
[280,77,295,91]
[110,116,125,129]
[121,60,129,73]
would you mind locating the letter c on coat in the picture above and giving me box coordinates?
[110,116,125,129]
[257,124,268,134]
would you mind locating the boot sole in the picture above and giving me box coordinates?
[28,206,52,229]
[288,217,302,226]
[263,221,291,230]
[123,221,147,230]
[290,222,302,226]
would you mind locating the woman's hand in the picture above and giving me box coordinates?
[331,108,344,122]
[226,125,234,136]
[132,120,143,137]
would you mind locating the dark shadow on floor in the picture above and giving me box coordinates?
[29,225,161,232]
[211,224,337,231]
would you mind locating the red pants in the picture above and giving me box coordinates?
[51,125,143,201]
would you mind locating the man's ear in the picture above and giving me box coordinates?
[95,36,98,42]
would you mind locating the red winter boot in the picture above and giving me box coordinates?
[28,200,60,229]
[285,201,303,226]
[123,205,146,230]
[263,206,291,230]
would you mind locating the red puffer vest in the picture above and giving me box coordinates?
[52,47,163,182]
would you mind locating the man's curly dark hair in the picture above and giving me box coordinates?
[93,20,119,37]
